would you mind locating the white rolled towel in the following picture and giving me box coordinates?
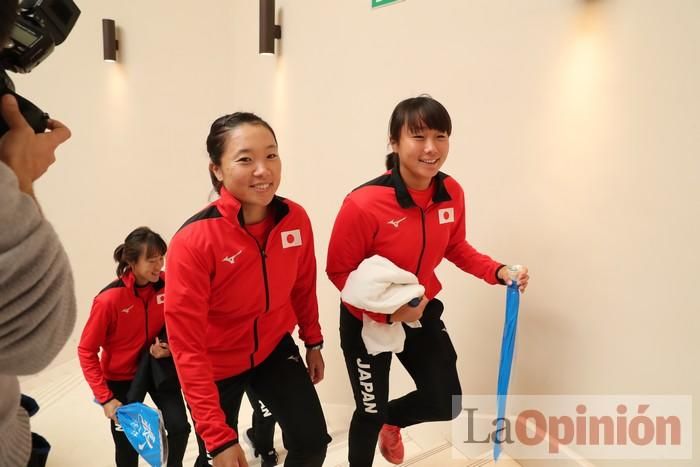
[341,255,425,355]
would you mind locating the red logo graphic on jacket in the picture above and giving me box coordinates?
[281,229,302,248]
[438,208,455,224]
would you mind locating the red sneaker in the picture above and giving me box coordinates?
[379,424,404,464]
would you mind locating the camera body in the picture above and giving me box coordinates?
[0,0,80,136]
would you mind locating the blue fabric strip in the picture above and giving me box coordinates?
[494,282,520,461]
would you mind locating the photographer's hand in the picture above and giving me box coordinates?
[0,94,71,199]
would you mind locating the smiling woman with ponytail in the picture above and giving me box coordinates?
[112,227,166,278]
[77,227,193,467]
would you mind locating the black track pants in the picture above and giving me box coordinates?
[194,334,331,467]
[340,298,462,467]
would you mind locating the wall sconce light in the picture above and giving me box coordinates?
[259,0,281,55]
[102,19,118,62]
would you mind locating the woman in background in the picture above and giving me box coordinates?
[78,227,191,467]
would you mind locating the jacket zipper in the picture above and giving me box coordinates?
[250,317,259,368]
[144,307,149,353]
[247,234,271,313]
[244,229,272,368]
[260,247,270,312]
[415,207,427,276]
[133,285,150,351]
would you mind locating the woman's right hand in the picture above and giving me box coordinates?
[390,296,429,323]
[213,444,248,467]
[102,398,122,423]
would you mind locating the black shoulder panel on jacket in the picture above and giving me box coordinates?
[354,173,393,191]
[179,205,223,231]
[272,196,290,224]
[433,172,452,203]
[99,278,125,295]
[152,277,165,292]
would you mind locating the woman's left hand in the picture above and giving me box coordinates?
[150,336,171,359]
[498,265,530,293]
[306,349,325,384]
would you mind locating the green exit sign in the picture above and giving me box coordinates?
[372,0,404,8]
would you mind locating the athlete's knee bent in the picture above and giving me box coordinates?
[428,385,462,421]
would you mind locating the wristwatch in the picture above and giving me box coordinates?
[307,343,323,351]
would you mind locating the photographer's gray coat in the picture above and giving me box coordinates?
[0,162,76,467]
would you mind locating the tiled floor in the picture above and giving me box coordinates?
[19,359,522,466]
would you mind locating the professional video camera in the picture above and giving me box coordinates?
[0,0,80,136]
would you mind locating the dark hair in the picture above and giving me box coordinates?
[205,112,277,193]
[385,95,452,170]
[113,227,167,277]
[0,0,18,45]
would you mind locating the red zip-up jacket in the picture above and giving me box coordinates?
[78,271,166,404]
[164,188,323,455]
[327,167,504,322]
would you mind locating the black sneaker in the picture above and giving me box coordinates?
[245,427,278,466]
[259,448,279,467]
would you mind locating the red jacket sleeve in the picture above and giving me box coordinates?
[164,236,237,454]
[326,197,387,322]
[290,212,323,346]
[444,189,503,284]
[77,296,114,404]
[326,197,374,291]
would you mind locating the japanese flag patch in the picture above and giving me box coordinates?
[156,294,165,305]
[281,229,302,248]
[438,208,455,224]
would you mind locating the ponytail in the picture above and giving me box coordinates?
[113,243,128,277]
[385,152,398,171]
[208,169,223,195]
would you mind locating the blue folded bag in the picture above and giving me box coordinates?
[494,276,521,461]
[115,402,168,467]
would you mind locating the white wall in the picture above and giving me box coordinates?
[15,1,699,465]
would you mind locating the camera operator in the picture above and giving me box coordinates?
[0,1,77,465]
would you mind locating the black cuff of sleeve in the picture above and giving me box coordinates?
[305,340,324,349]
[209,438,239,458]
[100,397,116,406]
[495,265,507,285]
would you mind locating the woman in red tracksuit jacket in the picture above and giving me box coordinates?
[77,227,191,467]
[326,96,530,467]
[164,112,331,467]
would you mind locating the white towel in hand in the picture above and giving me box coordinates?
[341,255,425,355]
